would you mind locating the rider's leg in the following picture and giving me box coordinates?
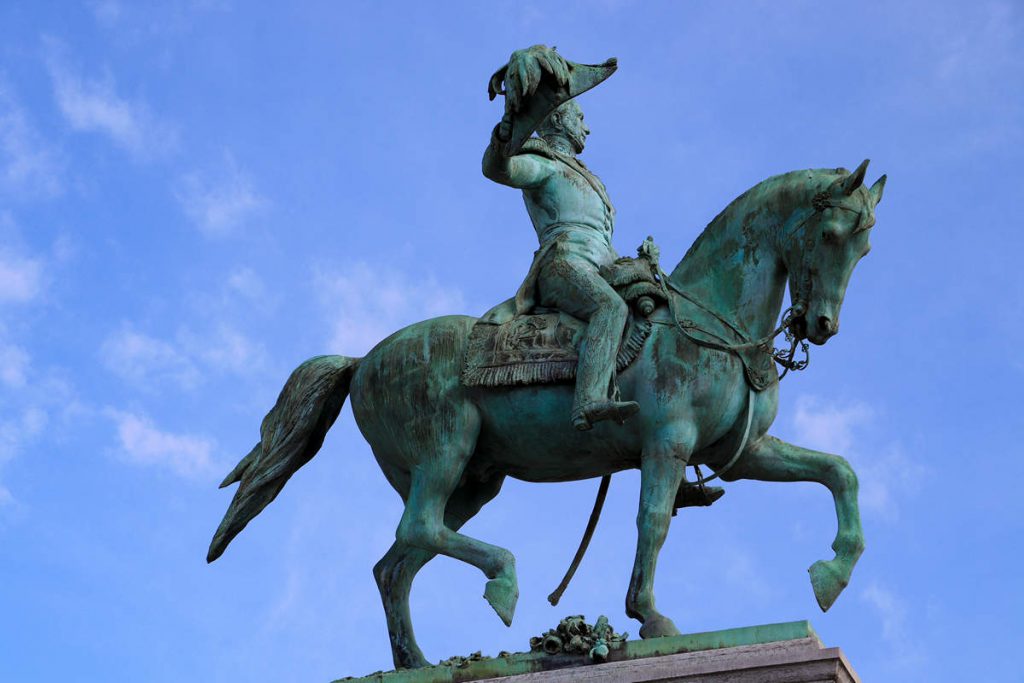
[538,255,637,429]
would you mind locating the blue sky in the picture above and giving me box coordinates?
[1,1,1021,681]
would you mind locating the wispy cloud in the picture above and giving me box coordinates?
[107,409,217,479]
[175,155,267,237]
[791,395,927,522]
[0,407,47,461]
[902,1,1024,154]
[0,363,81,514]
[88,0,230,34]
[179,323,267,376]
[0,82,63,199]
[226,267,267,301]
[88,0,122,26]
[721,543,777,601]
[0,248,43,304]
[45,41,176,159]
[0,342,30,388]
[861,581,924,670]
[315,262,465,355]
[932,1,1021,89]
[101,324,201,390]
[212,266,280,318]
[0,220,75,510]
[0,407,48,507]
[793,396,871,454]
[101,320,266,390]
[861,581,907,642]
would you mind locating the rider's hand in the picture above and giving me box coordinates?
[497,113,513,142]
[505,45,570,113]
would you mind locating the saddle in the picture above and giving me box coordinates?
[462,240,667,388]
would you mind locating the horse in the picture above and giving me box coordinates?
[207,160,886,670]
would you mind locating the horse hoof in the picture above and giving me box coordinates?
[808,559,849,612]
[484,577,519,627]
[396,652,430,670]
[638,614,681,639]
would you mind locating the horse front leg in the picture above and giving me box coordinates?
[720,435,864,611]
[625,444,687,638]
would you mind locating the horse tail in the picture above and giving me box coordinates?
[207,354,359,563]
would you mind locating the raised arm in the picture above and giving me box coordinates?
[482,118,553,189]
[482,45,571,189]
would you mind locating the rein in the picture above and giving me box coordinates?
[655,276,810,378]
[652,196,831,380]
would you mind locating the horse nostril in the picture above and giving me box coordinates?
[818,316,838,336]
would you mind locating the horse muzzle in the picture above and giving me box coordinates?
[791,314,838,345]
[809,315,839,345]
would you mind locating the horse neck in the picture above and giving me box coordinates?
[668,176,805,340]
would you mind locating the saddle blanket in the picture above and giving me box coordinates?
[461,312,652,388]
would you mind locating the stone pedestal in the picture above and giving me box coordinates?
[478,634,858,682]
[341,621,860,683]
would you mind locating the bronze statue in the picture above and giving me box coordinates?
[207,45,886,671]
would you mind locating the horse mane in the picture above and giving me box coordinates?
[680,167,851,264]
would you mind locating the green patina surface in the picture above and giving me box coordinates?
[337,621,818,683]
[207,43,886,672]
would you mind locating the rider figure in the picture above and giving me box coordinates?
[483,94,640,431]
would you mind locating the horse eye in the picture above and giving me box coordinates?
[822,229,838,244]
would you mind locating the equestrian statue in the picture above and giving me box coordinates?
[207,45,887,670]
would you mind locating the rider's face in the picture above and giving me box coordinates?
[560,105,589,153]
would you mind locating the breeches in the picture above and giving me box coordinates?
[537,254,625,323]
[537,253,629,406]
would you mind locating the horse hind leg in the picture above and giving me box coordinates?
[387,400,518,626]
[395,452,519,627]
[373,542,431,670]
[373,474,506,670]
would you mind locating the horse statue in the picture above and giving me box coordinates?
[207,159,885,670]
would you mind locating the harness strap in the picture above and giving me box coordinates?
[693,387,755,486]
[663,277,802,353]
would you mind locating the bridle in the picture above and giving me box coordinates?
[659,188,871,376]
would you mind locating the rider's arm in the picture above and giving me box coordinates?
[482,124,553,189]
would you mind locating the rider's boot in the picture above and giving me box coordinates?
[571,300,639,431]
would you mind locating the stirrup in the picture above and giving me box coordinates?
[673,483,725,510]
[571,400,640,431]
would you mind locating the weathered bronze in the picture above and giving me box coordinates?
[208,45,885,671]
[336,621,827,682]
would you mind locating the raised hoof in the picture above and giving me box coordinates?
[808,559,849,612]
[638,614,681,639]
[483,577,519,627]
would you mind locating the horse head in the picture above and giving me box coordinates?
[786,160,886,345]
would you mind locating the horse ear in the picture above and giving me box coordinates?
[869,174,887,206]
[840,159,870,195]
